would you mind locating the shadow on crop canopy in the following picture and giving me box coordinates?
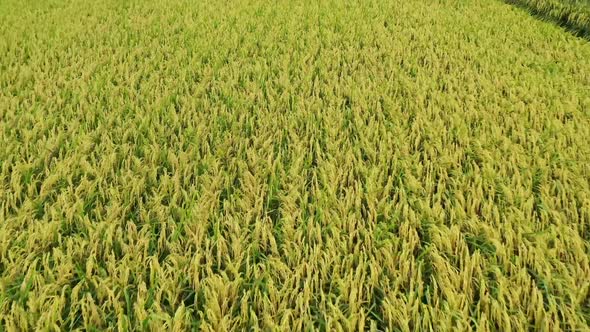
[505,0,590,40]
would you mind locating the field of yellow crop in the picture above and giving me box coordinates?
[1,0,590,330]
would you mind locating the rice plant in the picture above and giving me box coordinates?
[1,0,589,330]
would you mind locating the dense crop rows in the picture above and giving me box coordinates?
[1,0,590,330]
[508,0,590,35]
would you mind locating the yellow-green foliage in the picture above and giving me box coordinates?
[1,0,590,330]
[508,0,590,34]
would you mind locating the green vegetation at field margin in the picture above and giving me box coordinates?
[1,0,590,330]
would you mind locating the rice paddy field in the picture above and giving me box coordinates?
[1,0,590,330]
